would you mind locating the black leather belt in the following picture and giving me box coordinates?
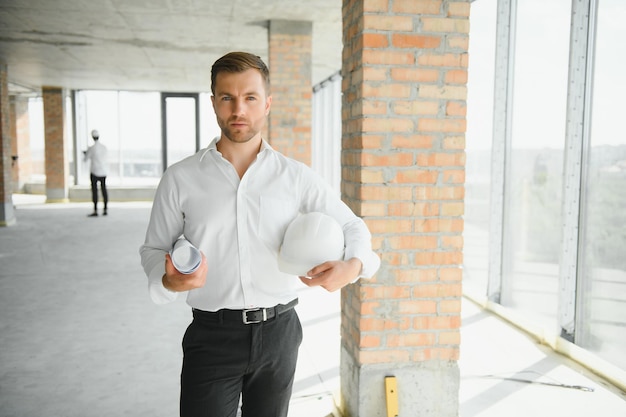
[193,299,298,325]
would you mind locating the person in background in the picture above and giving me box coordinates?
[83,129,108,217]
[139,51,380,417]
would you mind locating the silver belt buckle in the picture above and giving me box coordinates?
[242,308,267,324]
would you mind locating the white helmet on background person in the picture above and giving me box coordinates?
[278,212,345,276]
[91,129,99,139]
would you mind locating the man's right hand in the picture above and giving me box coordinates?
[162,252,208,292]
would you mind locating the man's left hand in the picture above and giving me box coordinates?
[299,257,363,292]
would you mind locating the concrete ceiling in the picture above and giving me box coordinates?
[0,0,343,96]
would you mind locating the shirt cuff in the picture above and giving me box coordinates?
[148,267,178,305]
[345,249,381,282]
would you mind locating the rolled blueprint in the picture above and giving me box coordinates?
[170,238,201,274]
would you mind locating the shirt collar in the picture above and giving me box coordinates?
[199,136,273,162]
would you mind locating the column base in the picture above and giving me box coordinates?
[339,346,459,417]
[0,201,16,226]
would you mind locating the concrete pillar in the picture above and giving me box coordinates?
[0,61,16,226]
[10,96,32,193]
[42,86,68,202]
[340,1,469,416]
[268,19,313,165]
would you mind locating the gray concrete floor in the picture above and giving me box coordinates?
[1,196,625,416]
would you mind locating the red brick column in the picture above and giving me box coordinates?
[42,87,68,202]
[268,20,313,165]
[340,1,468,415]
[0,61,16,226]
[10,97,32,193]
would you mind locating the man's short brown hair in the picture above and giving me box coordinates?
[211,52,271,95]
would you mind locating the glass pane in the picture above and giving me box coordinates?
[165,97,197,167]
[464,0,497,296]
[77,90,162,186]
[200,93,220,149]
[28,98,45,180]
[65,96,75,185]
[119,92,161,185]
[578,0,626,372]
[501,0,571,330]
[312,75,342,193]
[79,91,119,185]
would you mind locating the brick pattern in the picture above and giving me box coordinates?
[42,87,67,196]
[11,97,32,192]
[0,63,10,205]
[341,0,468,365]
[268,20,313,165]
[9,99,16,189]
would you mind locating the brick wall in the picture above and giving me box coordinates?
[268,20,313,165]
[0,62,15,225]
[340,0,469,415]
[9,98,16,190]
[42,87,68,202]
[0,64,10,204]
[0,64,9,204]
[10,97,32,192]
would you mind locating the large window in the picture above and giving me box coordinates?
[74,91,220,186]
[501,0,571,329]
[28,98,45,180]
[466,0,626,380]
[163,94,199,169]
[578,0,626,371]
[312,73,342,193]
[463,0,496,295]
[75,91,162,186]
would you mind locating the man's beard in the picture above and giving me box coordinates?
[218,117,261,144]
[222,127,256,144]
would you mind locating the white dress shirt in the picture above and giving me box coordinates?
[84,141,108,177]
[139,138,380,311]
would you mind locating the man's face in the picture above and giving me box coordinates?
[211,69,272,144]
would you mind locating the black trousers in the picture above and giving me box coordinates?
[90,173,108,211]
[180,306,303,417]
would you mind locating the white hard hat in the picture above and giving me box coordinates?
[91,129,99,138]
[278,212,345,276]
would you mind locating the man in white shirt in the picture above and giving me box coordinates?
[83,129,109,217]
[139,51,380,417]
